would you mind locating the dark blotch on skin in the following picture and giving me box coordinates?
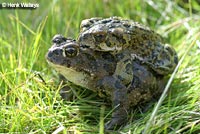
[146,41,154,50]
[83,23,91,28]
[111,33,127,45]
[112,20,120,23]
[111,33,120,39]
[174,56,178,64]
[119,38,127,44]
[165,46,175,56]
[108,24,116,29]
[139,27,147,32]
[80,44,90,49]
[62,59,71,68]
[79,33,90,42]
[106,40,112,47]
[84,53,96,61]
[123,59,131,64]
[157,60,164,66]
[129,76,140,91]
[167,64,173,68]
[142,34,148,40]
[116,53,125,61]
[94,34,106,43]
[101,19,112,24]
[162,51,171,62]
[90,60,98,71]
[96,79,104,89]
[116,75,124,81]
[89,19,96,24]
[125,63,132,74]
[101,53,115,62]
[103,63,113,74]
[123,23,131,28]
[115,81,124,89]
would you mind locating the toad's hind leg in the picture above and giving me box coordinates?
[97,76,129,130]
[97,61,166,130]
[128,61,166,107]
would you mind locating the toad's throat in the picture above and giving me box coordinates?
[48,61,92,89]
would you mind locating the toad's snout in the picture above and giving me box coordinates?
[47,48,63,58]
[46,48,64,64]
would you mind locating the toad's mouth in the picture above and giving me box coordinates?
[46,60,92,89]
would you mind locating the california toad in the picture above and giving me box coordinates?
[46,17,178,130]
[78,17,178,75]
[46,32,178,130]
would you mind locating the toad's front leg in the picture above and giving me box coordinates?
[97,76,129,130]
[59,75,73,101]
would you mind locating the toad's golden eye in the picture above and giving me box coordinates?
[64,45,78,57]
[94,32,106,43]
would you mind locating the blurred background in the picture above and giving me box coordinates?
[0,0,200,133]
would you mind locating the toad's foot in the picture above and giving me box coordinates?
[105,116,127,130]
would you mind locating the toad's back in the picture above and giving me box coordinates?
[78,17,178,75]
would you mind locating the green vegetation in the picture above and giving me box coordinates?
[0,0,200,133]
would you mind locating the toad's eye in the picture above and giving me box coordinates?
[94,32,106,43]
[63,45,78,57]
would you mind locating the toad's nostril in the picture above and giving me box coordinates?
[54,49,62,56]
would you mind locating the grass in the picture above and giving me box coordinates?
[0,0,200,133]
